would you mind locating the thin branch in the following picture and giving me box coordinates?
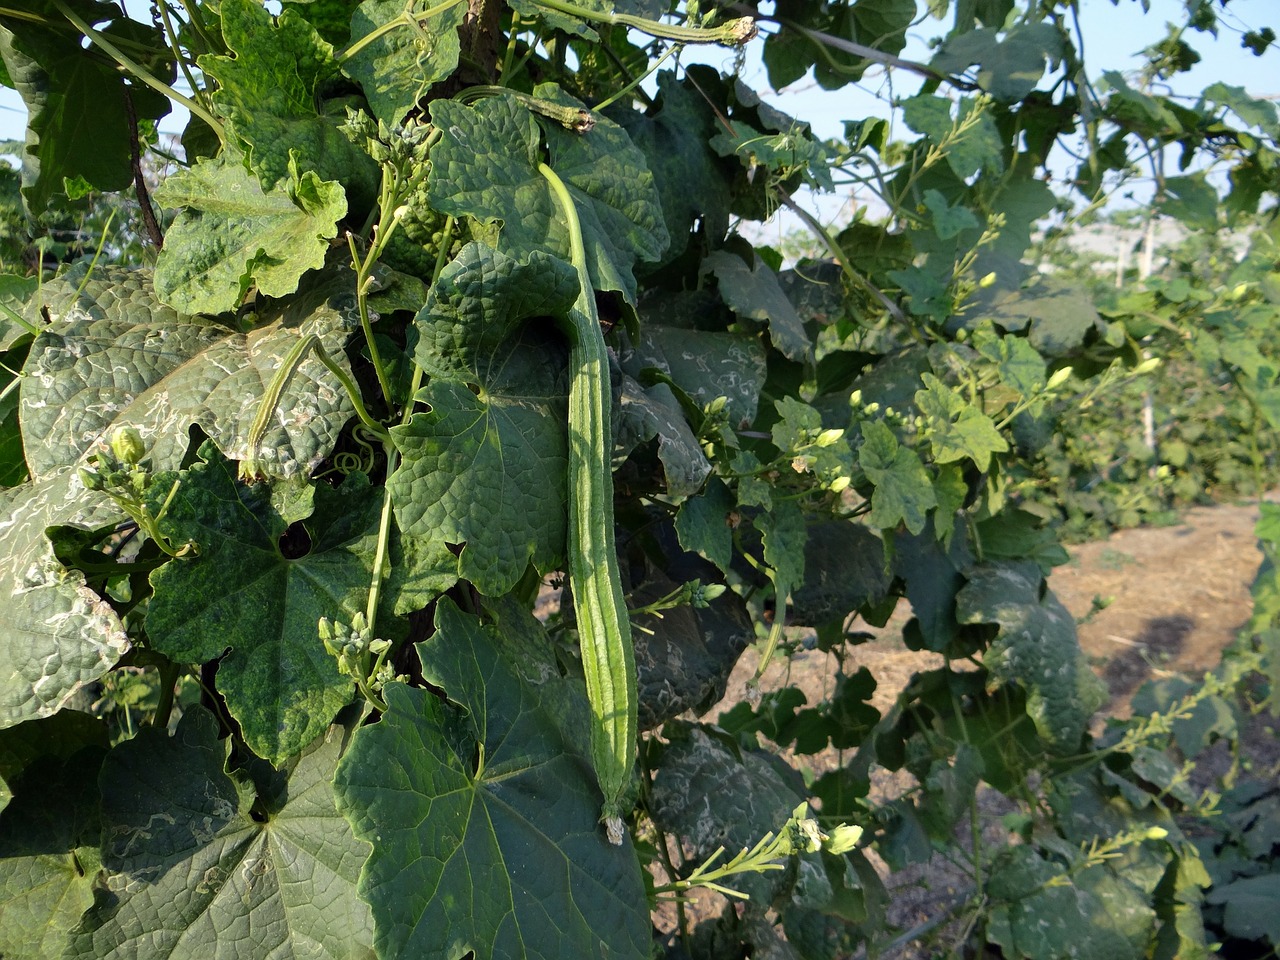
[124,89,164,250]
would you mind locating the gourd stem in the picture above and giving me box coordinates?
[531,0,755,45]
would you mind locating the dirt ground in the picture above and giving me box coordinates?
[681,499,1279,957]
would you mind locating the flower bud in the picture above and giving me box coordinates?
[111,426,145,465]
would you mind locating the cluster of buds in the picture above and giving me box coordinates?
[685,579,727,610]
[79,427,198,559]
[319,613,403,695]
[783,803,863,856]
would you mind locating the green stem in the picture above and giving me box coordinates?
[364,216,455,638]
[50,0,226,146]
[152,660,181,729]
[338,0,468,62]
[74,207,116,299]
[458,86,595,131]
[157,0,206,115]
[531,0,755,45]
[346,233,397,409]
[593,42,681,112]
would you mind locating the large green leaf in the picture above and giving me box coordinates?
[145,449,379,763]
[333,599,650,960]
[623,321,768,430]
[390,244,579,596]
[915,373,1009,470]
[342,0,465,126]
[987,848,1153,960]
[956,561,1105,750]
[611,71,733,263]
[615,376,711,497]
[858,420,937,536]
[69,707,375,959]
[930,24,1064,102]
[0,2,170,213]
[200,0,377,196]
[0,470,126,728]
[154,150,348,315]
[426,90,667,304]
[0,746,104,959]
[789,521,890,627]
[703,250,812,363]
[21,266,358,481]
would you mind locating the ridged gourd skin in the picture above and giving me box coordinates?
[540,163,637,845]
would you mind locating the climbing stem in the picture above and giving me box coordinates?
[531,0,755,45]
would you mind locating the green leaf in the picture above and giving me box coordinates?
[930,24,1064,102]
[0,2,170,213]
[888,264,951,320]
[426,91,667,304]
[611,71,733,263]
[390,244,579,596]
[615,376,711,497]
[0,272,37,350]
[703,250,812,362]
[342,0,466,126]
[902,94,1004,179]
[333,600,650,960]
[0,470,127,728]
[916,373,1009,470]
[627,534,753,730]
[1201,82,1280,137]
[858,420,937,535]
[956,561,1106,750]
[0,747,104,959]
[790,521,890,627]
[154,150,348,315]
[988,851,1153,960]
[1206,875,1280,943]
[622,320,767,430]
[923,188,980,239]
[409,242,579,378]
[760,497,807,592]
[675,477,735,575]
[710,118,835,192]
[145,450,379,763]
[0,711,108,797]
[70,706,376,959]
[20,266,358,480]
[200,0,376,196]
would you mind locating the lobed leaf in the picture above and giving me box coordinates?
[0,1,170,213]
[69,707,375,959]
[956,561,1106,750]
[342,0,466,126]
[154,151,348,316]
[145,448,379,763]
[200,0,377,196]
[426,91,667,304]
[333,599,650,960]
[21,266,358,481]
[390,244,579,596]
[0,470,127,728]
